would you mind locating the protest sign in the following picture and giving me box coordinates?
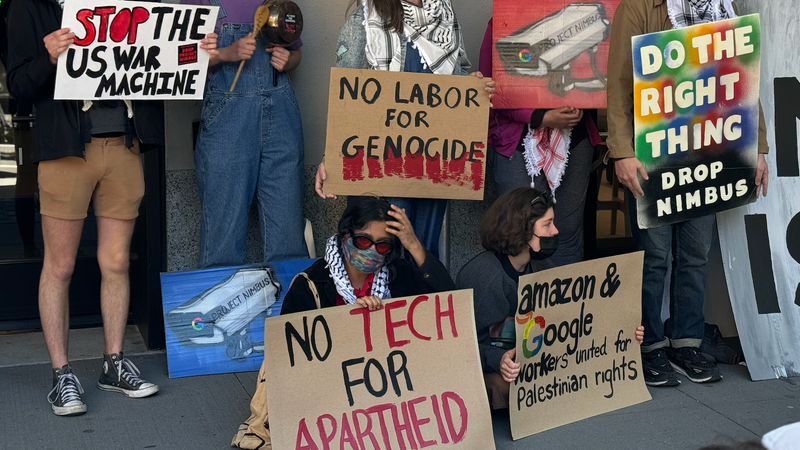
[55,0,218,100]
[632,15,761,229]
[716,1,800,381]
[511,253,650,439]
[263,290,496,450]
[492,0,619,109]
[161,259,314,378]
[323,68,490,200]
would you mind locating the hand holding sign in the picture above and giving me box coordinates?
[199,33,218,60]
[500,348,520,383]
[542,106,583,129]
[756,153,769,198]
[614,157,649,199]
[314,159,336,199]
[354,295,382,311]
[468,71,496,105]
[44,28,75,65]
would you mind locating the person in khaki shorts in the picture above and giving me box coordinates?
[4,0,217,417]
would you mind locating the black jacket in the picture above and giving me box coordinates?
[456,251,554,374]
[6,0,164,162]
[281,251,456,314]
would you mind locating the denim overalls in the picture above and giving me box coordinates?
[195,22,307,268]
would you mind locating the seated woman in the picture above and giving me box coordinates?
[232,196,455,449]
[457,187,644,410]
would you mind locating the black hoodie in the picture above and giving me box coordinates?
[6,0,163,163]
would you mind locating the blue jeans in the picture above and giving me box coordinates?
[387,197,447,259]
[347,197,447,259]
[195,23,307,269]
[627,191,714,352]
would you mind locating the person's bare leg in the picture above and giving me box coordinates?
[95,217,136,355]
[39,216,84,369]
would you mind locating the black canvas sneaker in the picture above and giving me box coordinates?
[642,348,681,386]
[667,347,723,383]
[48,365,87,416]
[97,352,159,398]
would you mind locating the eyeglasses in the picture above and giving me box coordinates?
[351,233,394,255]
[530,191,552,207]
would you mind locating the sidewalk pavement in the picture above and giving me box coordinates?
[2,352,798,450]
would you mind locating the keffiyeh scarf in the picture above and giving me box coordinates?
[324,236,390,304]
[363,0,463,75]
[666,0,737,28]
[522,126,572,202]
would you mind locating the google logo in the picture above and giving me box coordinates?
[517,313,546,358]
[191,317,204,331]
[518,49,531,62]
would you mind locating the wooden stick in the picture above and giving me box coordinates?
[229,60,246,92]
[230,4,268,92]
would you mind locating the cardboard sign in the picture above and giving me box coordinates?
[160,259,315,378]
[492,0,619,109]
[632,15,761,229]
[323,68,490,200]
[55,0,218,100]
[263,290,496,450]
[717,1,800,381]
[511,253,651,439]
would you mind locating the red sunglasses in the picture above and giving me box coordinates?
[351,233,394,255]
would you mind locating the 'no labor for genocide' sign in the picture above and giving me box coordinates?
[263,290,496,450]
[55,0,218,100]
[633,14,761,229]
[323,68,491,200]
[511,253,651,439]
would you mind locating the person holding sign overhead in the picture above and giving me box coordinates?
[606,0,769,386]
[479,17,602,267]
[457,187,643,409]
[183,0,308,268]
[314,0,496,258]
[231,196,455,449]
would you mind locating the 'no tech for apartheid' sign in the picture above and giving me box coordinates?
[633,15,761,229]
[55,0,218,100]
[263,290,496,450]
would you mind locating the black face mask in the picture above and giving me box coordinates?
[529,234,559,260]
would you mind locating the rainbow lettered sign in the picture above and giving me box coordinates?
[632,14,761,229]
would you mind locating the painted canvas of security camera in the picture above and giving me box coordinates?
[492,0,620,109]
[161,259,316,378]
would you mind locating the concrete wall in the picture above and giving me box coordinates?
[164,0,493,273]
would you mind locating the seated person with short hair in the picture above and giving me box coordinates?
[457,187,644,409]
